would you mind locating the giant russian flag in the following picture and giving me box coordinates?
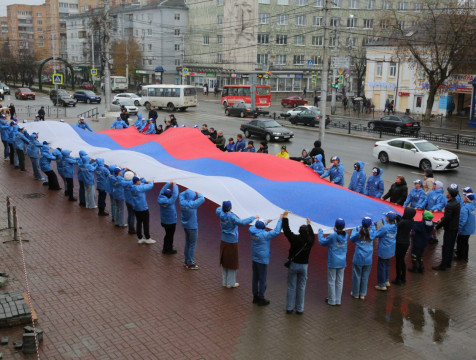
[24,121,415,232]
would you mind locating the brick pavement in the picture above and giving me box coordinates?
[0,159,475,359]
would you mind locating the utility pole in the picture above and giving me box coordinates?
[122,12,129,88]
[330,27,338,115]
[250,74,257,111]
[319,0,331,141]
[103,0,112,112]
[91,31,95,83]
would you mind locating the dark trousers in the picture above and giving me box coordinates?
[252,261,268,299]
[135,209,150,240]
[456,234,470,261]
[395,243,409,282]
[79,181,85,206]
[45,170,60,190]
[439,230,458,269]
[2,140,9,158]
[411,246,425,272]
[8,143,14,164]
[97,189,107,212]
[161,222,176,252]
[16,148,25,171]
[66,177,74,199]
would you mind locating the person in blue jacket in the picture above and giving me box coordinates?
[40,145,61,190]
[61,149,80,201]
[350,217,376,300]
[106,165,117,222]
[180,189,205,269]
[158,182,179,255]
[14,127,30,171]
[308,154,325,176]
[112,167,126,227]
[26,132,43,180]
[136,117,147,132]
[144,119,156,134]
[348,161,366,194]
[133,113,143,128]
[0,114,10,159]
[318,218,348,306]
[320,156,344,186]
[250,216,283,306]
[111,116,129,129]
[409,210,434,273]
[463,186,473,197]
[455,193,475,262]
[7,122,18,166]
[76,150,88,206]
[79,155,97,209]
[242,140,255,153]
[365,167,385,198]
[226,138,235,152]
[130,176,155,244]
[94,158,110,216]
[375,211,398,291]
[404,180,427,209]
[235,134,246,152]
[76,117,93,132]
[51,147,66,194]
[425,181,447,212]
[217,201,257,288]
[122,171,136,234]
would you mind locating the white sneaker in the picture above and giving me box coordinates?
[385,281,391,287]
[138,239,146,244]
[375,285,387,291]
[359,296,365,300]
[143,238,156,244]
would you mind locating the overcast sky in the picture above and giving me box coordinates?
[0,0,45,17]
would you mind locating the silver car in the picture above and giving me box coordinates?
[111,99,138,115]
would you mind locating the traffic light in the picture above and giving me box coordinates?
[258,74,263,78]
[332,77,339,89]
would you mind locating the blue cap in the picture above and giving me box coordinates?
[335,218,345,230]
[450,183,458,190]
[465,193,475,201]
[463,187,473,193]
[164,189,172,198]
[42,141,50,145]
[331,156,340,162]
[413,179,423,185]
[255,219,266,229]
[132,176,140,184]
[114,168,121,174]
[362,217,372,227]
[222,201,232,212]
[384,211,397,221]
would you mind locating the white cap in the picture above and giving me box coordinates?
[23,119,27,123]
[124,171,134,181]
[60,119,65,122]
[80,116,85,120]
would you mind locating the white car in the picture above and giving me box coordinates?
[373,138,459,171]
[111,99,138,115]
[113,92,141,106]
[287,105,319,117]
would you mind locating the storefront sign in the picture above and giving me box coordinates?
[368,82,395,88]
[456,86,472,93]
[398,92,410,96]
[205,72,216,77]
[294,74,303,79]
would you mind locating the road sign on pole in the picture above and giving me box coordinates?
[91,68,98,76]
[182,68,189,76]
[331,57,350,69]
[52,74,63,85]
[307,59,314,67]
[311,75,317,83]
[337,75,344,85]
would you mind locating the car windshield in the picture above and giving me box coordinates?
[236,103,251,108]
[261,120,281,128]
[400,115,416,122]
[84,91,96,96]
[118,100,134,106]
[415,141,439,152]
[22,88,31,92]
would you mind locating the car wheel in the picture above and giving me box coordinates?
[420,159,432,170]
[292,103,297,108]
[281,103,286,107]
[369,123,375,130]
[225,109,230,116]
[240,111,245,118]
[265,133,272,142]
[180,107,187,112]
[378,151,389,164]
[244,130,250,138]
[395,126,402,134]
[144,102,151,110]
[167,102,175,111]
[134,100,140,106]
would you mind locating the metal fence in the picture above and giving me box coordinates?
[14,105,67,119]
[77,107,99,120]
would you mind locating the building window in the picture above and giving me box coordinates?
[293,55,305,65]
[347,17,357,28]
[330,17,339,27]
[259,0,271,3]
[366,0,375,9]
[310,55,322,65]
[379,20,388,29]
[332,0,342,7]
[36,13,42,17]
[37,20,42,25]
[389,62,396,77]
[217,35,223,44]
[257,33,269,44]
[37,28,43,32]
[362,37,372,45]
[38,42,43,47]
[257,54,268,65]
[376,61,383,77]
[175,29,180,36]
[275,55,286,65]
[217,53,222,63]
[414,2,422,11]
[314,0,323,6]
[175,44,180,51]
[381,0,391,9]
[217,15,223,24]
[347,37,356,47]
[363,19,373,29]
[175,59,181,66]
[276,34,288,44]
[296,15,306,26]
[277,0,289,4]
[277,14,289,25]
[313,16,323,26]
[294,34,305,45]
[329,37,337,47]
[348,0,358,9]
[296,0,307,5]
[312,36,323,46]
[203,36,209,45]
[147,29,152,36]
[398,21,406,29]
[174,13,180,20]
[398,2,406,10]
[259,13,270,24]
[217,0,223,5]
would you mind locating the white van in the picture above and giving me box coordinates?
[101,76,128,93]
[140,85,197,111]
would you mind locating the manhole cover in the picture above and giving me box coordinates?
[23,193,45,199]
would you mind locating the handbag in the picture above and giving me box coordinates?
[284,241,308,268]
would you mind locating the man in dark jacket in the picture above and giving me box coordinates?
[120,109,130,125]
[148,106,158,122]
[201,124,210,136]
[309,140,326,167]
[8,103,16,119]
[208,127,217,141]
[38,106,45,121]
[257,141,268,153]
[392,207,415,285]
[214,130,226,151]
[432,187,461,271]
[382,175,408,206]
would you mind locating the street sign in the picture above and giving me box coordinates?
[52,74,63,85]
[337,75,344,85]
[307,59,314,67]
[91,68,97,76]
[338,68,344,74]
[331,57,350,69]
[311,75,317,83]
[182,68,189,76]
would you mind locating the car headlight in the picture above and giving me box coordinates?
[433,157,445,161]
[273,132,282,135]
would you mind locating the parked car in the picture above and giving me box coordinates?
[15,88,36,100]
[368,115,421,134]
[0,88,3,100]
[372,138,459,171]
[0,82,10,95]
[281,96,308,108]
[286,105,320,117]
[111,99,138,115]
[50,89,77,107]
[73,90,101,104]
[225,102,269,118]
[240,118,294,142]
[113,92,142,106]
[80,82,95,90]
[289,109,330,127]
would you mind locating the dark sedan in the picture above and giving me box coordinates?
[240,119,294,142]
[289,109,330,127]
[281,96,308,108]
[225,103,269,118]
[15,88,35,100]
[368,115,421,134]
[73,90,102,104]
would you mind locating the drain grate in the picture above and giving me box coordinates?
[23,193,45,199]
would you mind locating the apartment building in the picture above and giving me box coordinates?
[0,17,8,42]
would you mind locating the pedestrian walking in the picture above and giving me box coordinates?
[158,182,179,254]
[392,207,415,285]
[179,189,205,269]
[382,175,408,206]
[455,192,475,262]
[38,106,45,121]
[422,169,434,193]
[348,162,366,194]
[8,103,15,119]
[314,94,319,107]
[303,86,307,97]
[409,211,435,274]
[130,176,155,244]
[375,211,397,291]
[216,201,256,288]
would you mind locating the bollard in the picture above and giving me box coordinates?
[348,121,351,134]
[456,134,460,149]
[7,196,11,229]
[273,112,276,120]
[13,206,18,241]
[379,129,383,138]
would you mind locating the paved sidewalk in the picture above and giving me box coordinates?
[0,159,476,359]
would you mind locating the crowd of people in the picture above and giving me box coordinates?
[1,109,474,315]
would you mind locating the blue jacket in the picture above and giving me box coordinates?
[123,179,133,204]
[39,145,55,172]
[94,158,110,191]
[105,165,116,194]
[350,225,376,266]
[309,154,325,175]
[321,162,345,186]
[112,173,126,200]
[61,149,79,178]
[459,201,475,235]
[216,207,254,243]
[376,221,397,258]
[79,156,97,186]
[404,188,427,208]
[0,119,9,141]
[425,189,447,211]
[318,229,348,268]
[77,150,88,182]
[136,119,147,131]
[412,220,434,249]
[235,139,246,152]
[133,114,143,127]
[243,146,255,153]
[144,123,156,134]
[226,143,235,152]
[179,189,205,229]
[111,119,129,129]
[26,136,42,158]
[7,125,18,144]
[364,169,384,198]
[131,182,154,211]
[51,149,63,176]
[348,161,366,194]
[158,183,179,224]
[249,219,283,264]
[76,121,93,131]
[14,132,29,150]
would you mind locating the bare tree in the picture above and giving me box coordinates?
[351,48,367,97]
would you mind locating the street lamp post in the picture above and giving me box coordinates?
[319,0,331,142]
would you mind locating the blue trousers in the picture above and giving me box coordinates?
[286,262,308,312]
[184,228,198,265]
[377,257,390,287]
[352,264,372,297]
[114,199,125,225]
[252,261,268,299]
[29,157,42,179]
[327,268,344,305]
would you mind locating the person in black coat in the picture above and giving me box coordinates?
[148,106,158,122]
[382,175,408,206]
[309,140,326,167]
[8,103,15,119]
[257,141,268,154]
[38,106,45,121]
[432,187,461,271]
[169,114,178,127]
[409,210,435,274]
[290,149,312,165]
[392,207,416,285]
